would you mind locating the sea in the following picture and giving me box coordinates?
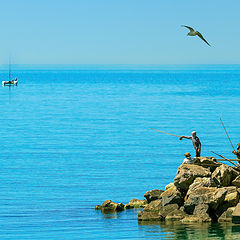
[1,64,240,239]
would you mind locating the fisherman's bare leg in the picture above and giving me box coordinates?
[196,148,201,157]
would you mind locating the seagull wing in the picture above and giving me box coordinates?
[181,25,194,32]
[196,31,211,46]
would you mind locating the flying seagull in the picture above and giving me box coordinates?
[181,25,211,46]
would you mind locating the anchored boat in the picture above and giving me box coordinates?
[2,59,18,86]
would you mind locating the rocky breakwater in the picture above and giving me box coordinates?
[138,157,240,223]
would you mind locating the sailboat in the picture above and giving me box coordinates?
[2,59,18,86]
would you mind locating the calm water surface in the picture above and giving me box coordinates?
[0,65,240,239]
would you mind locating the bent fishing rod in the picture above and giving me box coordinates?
[210,150,238,167]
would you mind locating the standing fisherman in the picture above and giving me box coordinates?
[179,131,201,157]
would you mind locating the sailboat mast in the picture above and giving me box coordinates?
[9,58,11,82]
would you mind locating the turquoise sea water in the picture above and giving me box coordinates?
[1,65,240,239]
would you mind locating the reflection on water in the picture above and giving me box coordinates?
[138,221,240,239]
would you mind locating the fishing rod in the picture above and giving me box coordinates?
[210,150,238,167]
[220,118,235,152]
[150,128,181,138]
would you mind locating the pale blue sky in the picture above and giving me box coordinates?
[1,0,240,64]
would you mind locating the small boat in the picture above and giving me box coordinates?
[2,59,18,86]
[2,78,18,86]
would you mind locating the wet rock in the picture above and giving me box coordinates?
[211,164,239,187]
[144,189,163,203]
[165,208,189,221]
[94,205,102,210]
[125,198,147,209]
[161,185,184,207]
[232,203,240,224]
[138,201,179,221]
[174,164,211,191]
[181,215,212,223]
[218,207,236,222]
[192,204,212,222]
[100,200,124,213]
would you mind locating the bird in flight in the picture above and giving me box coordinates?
[181,25,211,46]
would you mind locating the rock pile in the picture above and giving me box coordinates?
[138,157,240,223]
[95,157,240,223]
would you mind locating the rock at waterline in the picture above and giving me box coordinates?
[95,200,124,213]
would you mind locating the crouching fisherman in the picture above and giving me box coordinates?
[179,131,201,157]
[182,152,198,164]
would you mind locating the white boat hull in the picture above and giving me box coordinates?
[2,80,18,86]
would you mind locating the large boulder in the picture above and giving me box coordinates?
[144,189,163,203]
[211,164,239,187]
[184,187,227,214]
[97,200,124,213]
[186,177,216,198]
[174,164,211,191]
[197,157,222,172]
[161,185,184,207]
[125,198,147,209]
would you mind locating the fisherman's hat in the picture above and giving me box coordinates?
[184,152,191,157]
[191,131,196,135]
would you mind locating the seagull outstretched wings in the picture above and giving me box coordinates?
[181,25,211,46]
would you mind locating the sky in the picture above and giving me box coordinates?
[1,0,240,64]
